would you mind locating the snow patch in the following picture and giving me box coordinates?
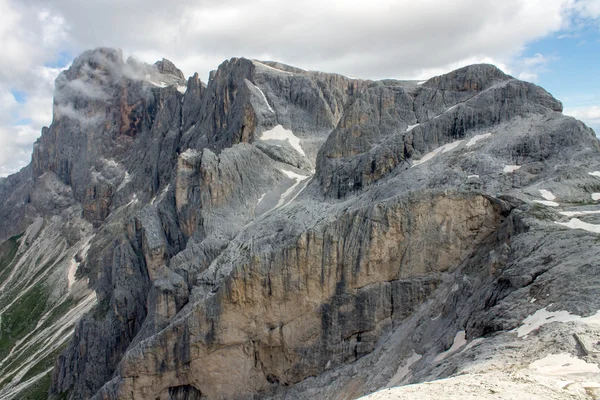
[434,331,467,362]
[405,123,419,132]
[261,125,305,157]
[122,193,139,208]
[151,184,171,205]
[417,81,426,85]
[460,338,485,354]
[281,177,311,210]
[280,169,308,181]
[411,140,462,167]
[102,158,120,168]
[253,84,274,113]
[555,218,600,233]
[388,352,422,386]
[441,140,462,152]
[177,85,187,94]
[533,200,559,207]
[514,308,600,337]
[592,193,600,201]
[503,165,521,173]
[117,171,131,192]
[588,171,600,177]
[147,79,168,88]
[253,61,294,75]
[275,170,311,209]
[256,193,266,206]
[466,133,492,148]
[558,210,600,217]
[467,175,479,179]
[529,353,600,375]
[539,189,556,201]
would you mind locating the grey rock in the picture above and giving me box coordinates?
[0,48,598,400]
[155,58,185,81]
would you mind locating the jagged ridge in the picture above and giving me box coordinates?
[0,48,599,400]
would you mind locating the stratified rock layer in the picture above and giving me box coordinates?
[0,49,599,400]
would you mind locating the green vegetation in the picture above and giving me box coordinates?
[0,290,77,393]
[0,257,54,312]
[16,370,52,400]
[0,233,23,283]
[0,285,49,361]
[29,254,67,286]
[37,297,74,333]
[0,234,54,392]
[0,233,87,397]
[21,343,67,382]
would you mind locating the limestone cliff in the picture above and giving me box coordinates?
[0,48,599,400]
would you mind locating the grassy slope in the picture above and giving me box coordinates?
[0,233,70,397]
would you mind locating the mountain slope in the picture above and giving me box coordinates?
[0,48,599,399]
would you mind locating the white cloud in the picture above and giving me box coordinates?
[0,1,68,87]
[412,56,511,81]
[573,0,600,18]
[566,105,600,120]
[522,53,550,67]
[26,0,574,80]
[557,33,579,38]
[564,105,600,134]
[518,72,539,81]
[0,0,70,177]
[0,123,40,176]
[0,0,598,176]
[0,65,64,178]
[0,87,31,177]
[512,53,559,83]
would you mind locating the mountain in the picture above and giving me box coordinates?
[0,47,599,400]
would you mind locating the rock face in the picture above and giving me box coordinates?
[0,48,599,400]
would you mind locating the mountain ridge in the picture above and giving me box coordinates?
[0,48,599,399]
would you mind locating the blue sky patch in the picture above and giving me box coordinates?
[11,90,27,104]
[14,118,32,126]
[45,51,73,69]
[525,25,600,109]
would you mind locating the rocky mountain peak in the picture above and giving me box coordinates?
[0,47,599,400]
[155,58,186,80]
[68,47,125,74]
[423,63,511,91]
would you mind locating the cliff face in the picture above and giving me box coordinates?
[1,48,600,400]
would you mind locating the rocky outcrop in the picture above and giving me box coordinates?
[30,48,187,227]
[155,58,185,81]
[316,64,564,199]
[180,58,370,164]
[0,47,599,400]
[0,165,33,241]
[93,192,506,399]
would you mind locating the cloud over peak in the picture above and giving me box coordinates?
[0,0,598,176]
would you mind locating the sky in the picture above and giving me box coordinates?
[0,0,599,177]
